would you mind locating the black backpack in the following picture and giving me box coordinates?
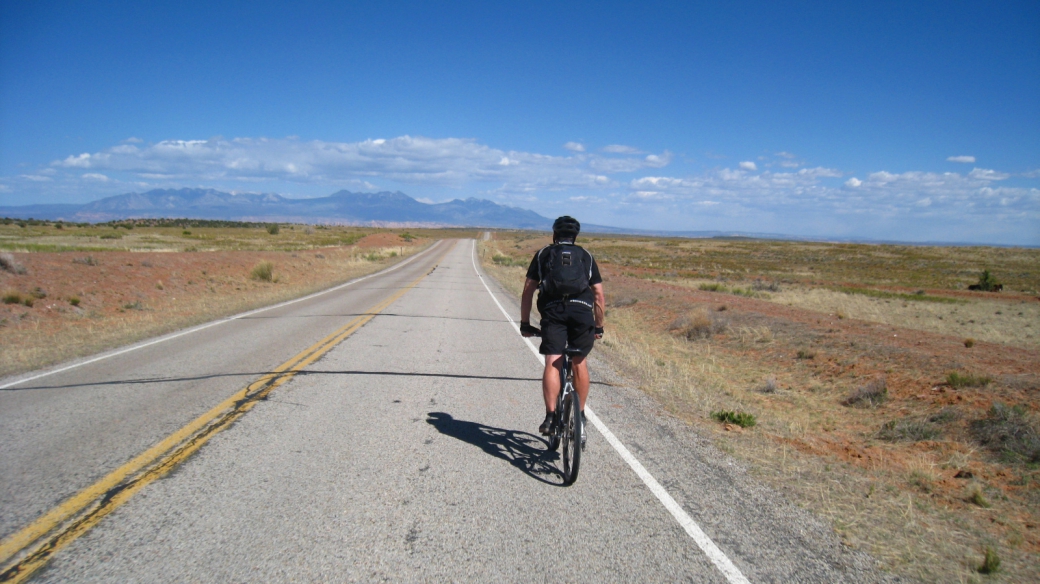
[539,244,590,298]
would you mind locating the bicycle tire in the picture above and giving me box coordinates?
[561,390,582,485]
[547,367,567,452]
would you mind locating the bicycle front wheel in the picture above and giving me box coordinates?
[560,390,582,485]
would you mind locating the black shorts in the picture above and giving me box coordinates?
[538,300,596,357]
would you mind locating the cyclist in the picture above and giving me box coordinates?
[519,216,605,437]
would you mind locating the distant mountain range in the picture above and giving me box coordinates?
[0,188,555,229]
[7,188,1001,245]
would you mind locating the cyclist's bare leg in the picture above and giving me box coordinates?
[572,355,589,410]
[542,355,563,412]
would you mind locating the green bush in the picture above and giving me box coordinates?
[967,484,990,508]
[978,547,1000,574]
[69,296,81,306]
[975,269,1000,292]
[711,410,757,428]
[947,371,992,388]
[250,261,274,282]
[2,290,23,304]
[266,224,280,235]
[492,254,520,266]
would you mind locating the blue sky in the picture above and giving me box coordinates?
[1,1,1037,244]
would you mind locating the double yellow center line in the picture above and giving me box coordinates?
[0,253,445,583]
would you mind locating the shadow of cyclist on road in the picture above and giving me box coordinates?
[426,412,565,486]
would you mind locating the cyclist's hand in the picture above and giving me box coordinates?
[594,326,604,339]
[520,322,540,337]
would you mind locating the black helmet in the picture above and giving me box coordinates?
[552,215,581,239]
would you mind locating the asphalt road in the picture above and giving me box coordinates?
[0,239,898,583]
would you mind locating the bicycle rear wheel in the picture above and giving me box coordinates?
[560,389,582,485]
[547,366,568,452]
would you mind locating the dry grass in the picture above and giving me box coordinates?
[668,307,728,339]
[595,307,1033,582]
[971,403,1040,464]
[250,260,275,282]
[665,281,1040,349]
[842,378,888,407]
[579,235,1040,293]
[0,252,27,274]
[767,285,1040,349]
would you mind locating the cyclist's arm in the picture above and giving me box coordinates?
[520,278,538,325]
[592,283,605,333]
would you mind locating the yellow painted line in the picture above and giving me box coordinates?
[0,246,450,583]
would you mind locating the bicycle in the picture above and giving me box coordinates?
[528,326,584,485]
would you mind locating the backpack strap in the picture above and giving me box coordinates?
[536,244,552,285]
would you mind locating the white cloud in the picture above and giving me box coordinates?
[739,161,757,171]
[602,144,641,154]
[968,168,1010,181]
[123,137,143,144]
[59,153,93,168]
[643,152,672,167]
[765,151,804,168]
[623,167,1037,226]
[48,135,672,194]
[798,167,842,178]
[589,150,671,173]
[19,174,53,182]
[82,173,110,182]
[563,142,585,152]
[947,155,976,163]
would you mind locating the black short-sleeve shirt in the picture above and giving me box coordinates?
[525,243,602,310]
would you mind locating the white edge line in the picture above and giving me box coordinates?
[469,240,750,584]
[0,241,445,390]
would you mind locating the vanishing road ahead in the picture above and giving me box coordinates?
[0,240,889,582]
